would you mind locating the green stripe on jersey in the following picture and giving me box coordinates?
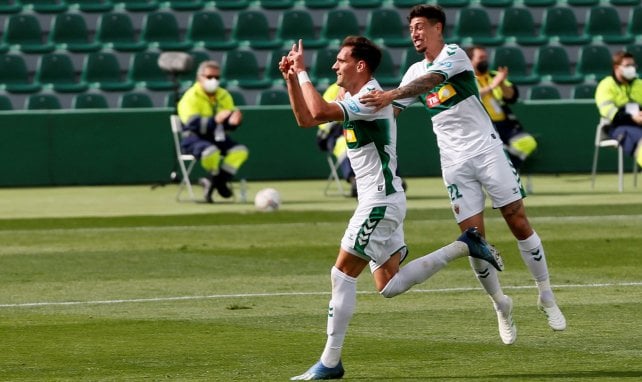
[419,70,479,117]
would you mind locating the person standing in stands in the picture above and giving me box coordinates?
[595,50,642,169]
[177,60,249,203]
[466,45,537,171]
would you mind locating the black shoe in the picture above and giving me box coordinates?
[214,172,233,199]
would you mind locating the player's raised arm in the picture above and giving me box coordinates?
[281,51,316,128]
[360,72,445,110]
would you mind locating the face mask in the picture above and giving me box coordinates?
[202,78,219,93]
[475,61,489,74]
[621,66,637,81]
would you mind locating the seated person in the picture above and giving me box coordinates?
[316,83,357,197]
[467,46,537,171]
[177,61,249,203]
[595,50,642,168]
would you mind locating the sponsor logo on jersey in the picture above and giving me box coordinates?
[425,84,457,108]
[345,128,357,143]
[453,204,460,215]
[438,61,453,69]
[346,99,360,113]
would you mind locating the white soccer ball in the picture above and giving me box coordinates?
[254,188,281,212]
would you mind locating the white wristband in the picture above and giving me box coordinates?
[297,71,311,85]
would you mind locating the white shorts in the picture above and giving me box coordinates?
[442,145,525,223]
[340,192,407,271]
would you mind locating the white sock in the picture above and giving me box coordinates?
[320,267,357,368]
[517,231,554,300]
[380,242,467,298]
[468,257,505,304]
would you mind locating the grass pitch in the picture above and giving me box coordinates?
[0,174,641,381]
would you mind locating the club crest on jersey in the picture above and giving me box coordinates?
[425,84,457,108]
[345,128,357,143]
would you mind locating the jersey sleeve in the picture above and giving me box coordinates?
[335,88,385,122]
[426,45,468,81]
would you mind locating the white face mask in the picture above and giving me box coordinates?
[621,65,637,81]
[202,78,219,93]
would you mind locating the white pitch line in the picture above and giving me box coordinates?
[1,282,641,309]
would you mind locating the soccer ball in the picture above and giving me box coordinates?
[254,188,281,212]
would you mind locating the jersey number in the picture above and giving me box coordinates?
[447,184,462,201]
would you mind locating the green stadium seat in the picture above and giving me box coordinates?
[82,52,135,91]
[320,9,360,45]
[228,89,247,106]
[26,94,62,109]
[214,0,250,9]
[96,12,147,52]
[566,0,598,5]
[400,46,423,74]
[348,0,383,8]
[73,93,110,109]
[365,9,411,48]
[0,95,13,110]
[164,0,204,11]
[117,0,159,11]
[626,44,642,65]
[533,46,582,84]
[376,50,400,87]
[572,83,596,99]
[480,0,513,7]
[265,47,293,86]
[528,85,561,100]
[141,12,193,51]
[221,50,271,89]
[304,0,338,8]
[187,11,238,51]
[178,50,211,86]
[277,9,328,49]
[232,10,282,50]
[260,0,295,9]
[128,52,175,90]
[610,0,640,5]
[49,13,101,52]
[392,0,425,7]
[498,7,548,46]
[585,6,634,44]
[68,0,115,12]
[310,47,339,86]
[576,45,612,82]
[22,0,68,13]
[0,0,21,13]
[541,7,591,45]
[119,92,155,108]
[36,53,89,93]
[491,46,539,85]
[523,0,557,6]
[436,0,470,7]
[453,8,504,46]
[257,89,290,105]
[628,7,642,40]
[0,54,42,93]
[3,14,56,53]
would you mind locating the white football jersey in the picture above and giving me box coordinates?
[393,44,502,167]
[335,78,404,202]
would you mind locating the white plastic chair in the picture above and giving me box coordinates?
[170,114,198,201]
[324,154,351,197]
[591,118,638,192]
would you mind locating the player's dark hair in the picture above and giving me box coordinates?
[341,35,382,73]
[465,45,485,59]
[408,4,446,29]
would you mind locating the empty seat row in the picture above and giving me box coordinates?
[4,0,641,14]
[3,6,642,56]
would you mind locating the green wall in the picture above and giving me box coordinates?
[0,101,626,187]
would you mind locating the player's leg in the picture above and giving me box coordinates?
[485,147,566,331]
[291,250,366,381]
[444,161,517,344]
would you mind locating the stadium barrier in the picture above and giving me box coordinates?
[0,100,621,187]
